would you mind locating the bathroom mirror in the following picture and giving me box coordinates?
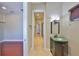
[50,22,52,34]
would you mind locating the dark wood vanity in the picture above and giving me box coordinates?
[50,37,68,56]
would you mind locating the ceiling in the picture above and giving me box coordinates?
[0,2,23,14]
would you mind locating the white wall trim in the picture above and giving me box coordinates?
[23,2,28,56]
[44,10,46,49]
[0,39,23,43]
[2,40,23,42]
[33,10,44,12]
[0,40,23,43]
[32,10,34,49]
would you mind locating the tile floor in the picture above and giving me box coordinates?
[29,34,52,56]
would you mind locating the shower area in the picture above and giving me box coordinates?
[0,15,5,55]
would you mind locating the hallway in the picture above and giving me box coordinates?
[29,34,52,56]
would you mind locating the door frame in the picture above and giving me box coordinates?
[23,2,28,56]
[32,9,46,49]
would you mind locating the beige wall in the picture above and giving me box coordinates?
[46,2,62,48]
[28,3,32,50]
[61,2,79,55]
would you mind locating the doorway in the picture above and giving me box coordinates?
[32,11,44,49]
[34,12,44,49]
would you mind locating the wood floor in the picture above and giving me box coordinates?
[29,34,52,56]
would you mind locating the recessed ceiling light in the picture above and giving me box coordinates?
[36,13,40,17]
[2,6,7,10]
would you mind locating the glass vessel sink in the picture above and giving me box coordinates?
[53,37,68,42]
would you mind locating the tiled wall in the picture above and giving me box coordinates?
[0,41,23,56]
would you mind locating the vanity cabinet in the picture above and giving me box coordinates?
[50,37,68,56]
